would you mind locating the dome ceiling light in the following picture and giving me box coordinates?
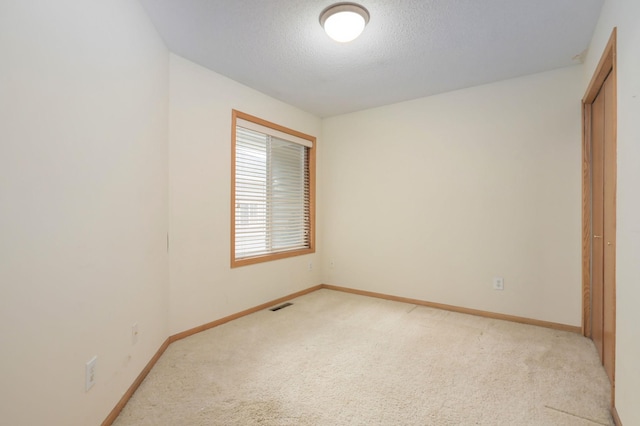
[320,3,370,43]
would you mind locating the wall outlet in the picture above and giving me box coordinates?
[493,277,505,291]
[308,261,313,271]
[330,258,335,269]
[132,323,139,345]
[85,356,97,391]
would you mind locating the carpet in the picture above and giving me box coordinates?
[113,289,612,425]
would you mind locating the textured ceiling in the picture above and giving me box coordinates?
[138,0,604,117]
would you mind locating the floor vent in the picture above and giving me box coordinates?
[270,302,293,312]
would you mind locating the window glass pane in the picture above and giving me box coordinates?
[233,119,312,263]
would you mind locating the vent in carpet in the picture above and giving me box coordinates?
[270,302,293,312]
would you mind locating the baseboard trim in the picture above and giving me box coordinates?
[101,284,322,425]
[321,284,582,333]
[101,337,170,426]
[612,405,622,426]
[169,284,323,343]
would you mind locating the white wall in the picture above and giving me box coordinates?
[321,66,583,326]
[584,0,640,423]
[0,1,169,425]
[168,54,323,335]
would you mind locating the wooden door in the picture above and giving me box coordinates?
[601,72,616,383]
[590,72,616,384]
[582,29,617,392]
[591,82,605,361]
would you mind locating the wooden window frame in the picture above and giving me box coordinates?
[230,109,316,268]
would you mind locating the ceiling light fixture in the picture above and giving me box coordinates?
[320,3,370,43]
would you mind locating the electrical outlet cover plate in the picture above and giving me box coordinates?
[85,356,97,391]
[493,277,504,291]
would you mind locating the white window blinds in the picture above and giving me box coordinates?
[234,120,311,260]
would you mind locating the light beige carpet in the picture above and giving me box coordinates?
[113,289,612,425]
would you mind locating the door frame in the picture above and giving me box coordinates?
[581,27,617,403]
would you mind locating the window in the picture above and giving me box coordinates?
[231,110,315,267]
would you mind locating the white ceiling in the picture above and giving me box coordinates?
[138,0,604,117]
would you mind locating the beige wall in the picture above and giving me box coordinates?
[3,1,638,424]
[321,66,583,326]
[583,0,640,423]
[168,54,323,335]
[0,1,169,425]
